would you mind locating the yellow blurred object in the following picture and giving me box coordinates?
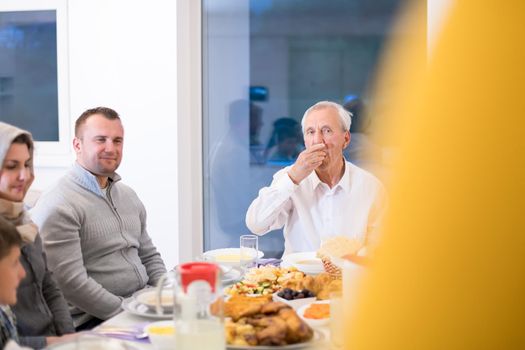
[145,321,176,350]
[345,1,525,350]
[148,325,175,336]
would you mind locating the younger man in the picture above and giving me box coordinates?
[32,107,167,329]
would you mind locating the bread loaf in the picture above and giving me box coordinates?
[317,236,362,259]
[317,236,362,279]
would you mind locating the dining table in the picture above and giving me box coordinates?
[94,306,332,349]
[94,310,153,350]
[88,256,339,350]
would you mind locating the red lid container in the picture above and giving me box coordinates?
[179,262,219,293]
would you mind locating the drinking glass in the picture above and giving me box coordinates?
[330,291,344,350]
[240,234,258,273]
[330,258,366,350]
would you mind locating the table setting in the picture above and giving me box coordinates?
[60,235,364,350]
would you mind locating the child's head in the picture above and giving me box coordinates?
[0,217,25,305]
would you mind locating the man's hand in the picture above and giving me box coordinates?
[288,143,326,184]
[46,333,81,346]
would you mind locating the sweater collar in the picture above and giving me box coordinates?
[71,162,122,196]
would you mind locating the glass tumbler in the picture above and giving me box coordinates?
[240,234,258,273]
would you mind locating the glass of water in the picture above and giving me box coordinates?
[240,234,258,273]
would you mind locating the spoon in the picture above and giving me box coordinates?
[92,327,149,340]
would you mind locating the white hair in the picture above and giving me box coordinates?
[300,101,352,134]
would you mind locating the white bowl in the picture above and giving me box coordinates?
[297,300,330,328]
[144,320,176,350]
[219,264,233,275]
[203,248,264,267]
[272,291,316,310]
[281,252,324,275]
[133,288,174,312]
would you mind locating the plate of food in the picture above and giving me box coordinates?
[133,288,174,312]
[225,266,306,296]
[226,330,325,350]
[215,294,325,349]
[281,252,324,275]
[297,300,330,328]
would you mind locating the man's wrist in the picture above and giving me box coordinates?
[287,169,300,185]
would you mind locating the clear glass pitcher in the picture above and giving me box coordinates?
[157,262,225,350]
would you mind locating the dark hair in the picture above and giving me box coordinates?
[75,107,120,137]
[11,133,33,152]
[0,217,22,260]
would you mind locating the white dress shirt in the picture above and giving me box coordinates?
[246,161,386,256]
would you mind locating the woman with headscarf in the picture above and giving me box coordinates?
[0,122,75,349]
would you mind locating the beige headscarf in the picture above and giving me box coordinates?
[0,122,37,243]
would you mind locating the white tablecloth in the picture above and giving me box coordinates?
[98,309,331,349]
[98,311,156,349]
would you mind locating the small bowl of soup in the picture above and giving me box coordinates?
[144,321,175,350]
[203,248,264,268]
[133,289,174,313]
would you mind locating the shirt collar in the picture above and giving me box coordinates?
[310,160,351,193]
[310,171,323,191]
[338,161,351,193]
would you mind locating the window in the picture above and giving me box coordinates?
[0,10,58,140]
[0,0,70,166]
[203,0,402,257]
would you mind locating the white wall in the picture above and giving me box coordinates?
[32,0,180,269]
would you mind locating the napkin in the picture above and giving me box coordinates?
[92,322,151,344]
[257,258,282,267]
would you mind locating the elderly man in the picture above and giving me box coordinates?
[246,101,386,256]
[31,107,166,329]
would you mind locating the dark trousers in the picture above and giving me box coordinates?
[75,317,104,331]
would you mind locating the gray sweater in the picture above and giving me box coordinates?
[31,163,167,326]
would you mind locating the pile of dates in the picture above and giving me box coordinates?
[277,288,315,300]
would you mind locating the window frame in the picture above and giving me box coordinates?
[0,0,72,167]
[176,0,204,262]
